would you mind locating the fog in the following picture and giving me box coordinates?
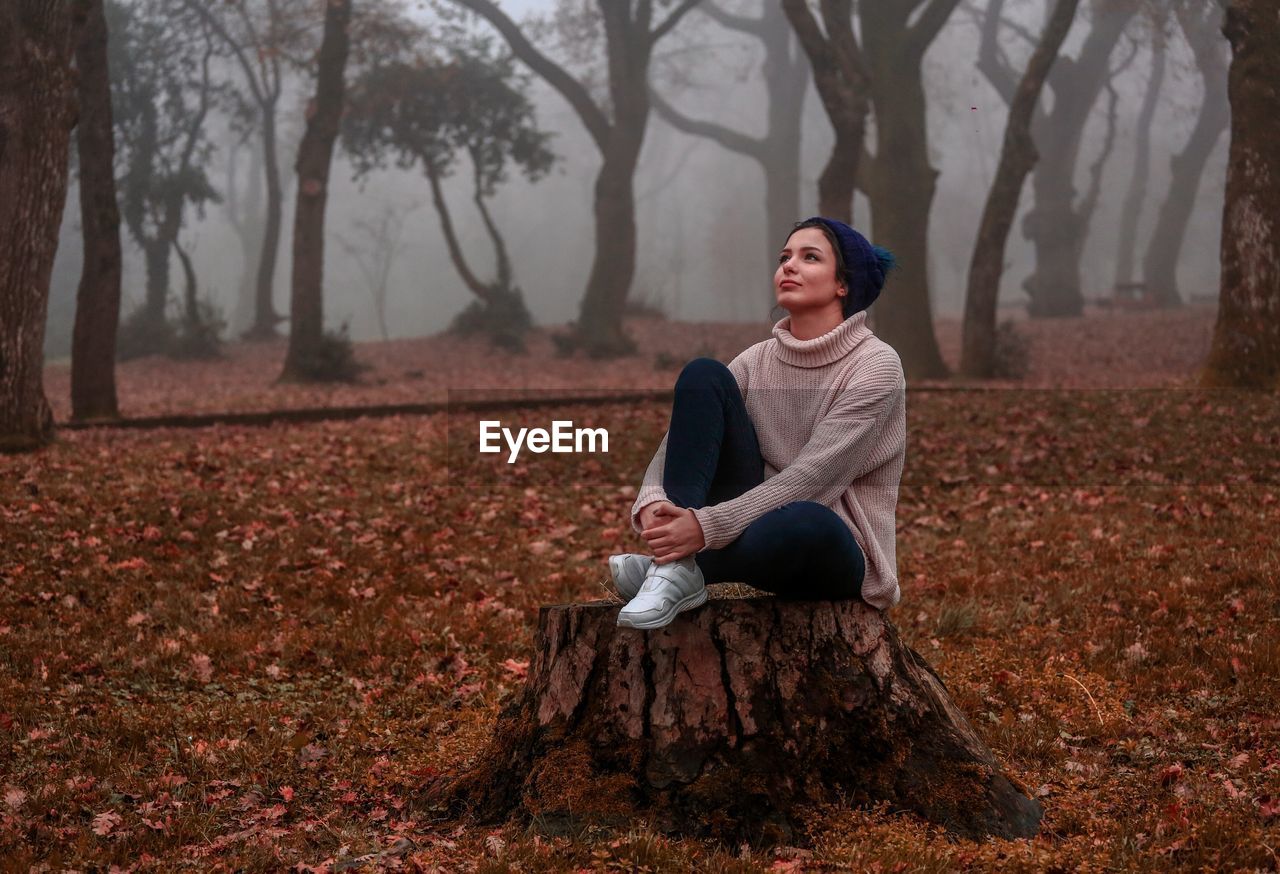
[44,0,1227,356]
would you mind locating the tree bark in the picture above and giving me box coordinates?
[281,0,352,381]
[1202,0,1280,389]
[142,231,173,330]
[71,0,122,422]
[1113,30,1165,290]
[433,598,1042,844]
[860,1,959,380]
[1142,5,1229,309]
[577,144,643,356]
[961,0,1081,378]
[1019,4,1135,318]
[246,104,285,340]
[0,0,82,451]
[173,237,198,332]
[781,0,868,225]
[226,140,264,336]
[425,163,493,304]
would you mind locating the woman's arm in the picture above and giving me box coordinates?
[630,431,671,533]
[692,351,905,551]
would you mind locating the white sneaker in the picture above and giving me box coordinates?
[608,553,652,601]
[616,558,707,630]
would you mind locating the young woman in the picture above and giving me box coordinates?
[611,217,907,630]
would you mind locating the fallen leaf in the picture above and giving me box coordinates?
[91,810,122,836]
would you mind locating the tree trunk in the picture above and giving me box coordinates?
[781,0,868,226]
[759,4,806,264]
[227,140,264,336]
[433,598,1042,844]
[572,139,643,357]
[1142,9,1229,309]
[0,0,80,452]
[246,103,284,340]
[172,237,198,330]
[142,236,171,329]
[281,0,352,381]
[861,4,952,380]
[71,0,122,422]
[1020,5,1134,318]
[425,164,493,304]
[1202,0,1280,389]
[961,0,1080,378]
[1113,33,1165,290]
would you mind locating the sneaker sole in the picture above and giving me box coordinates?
[616,585,708,630]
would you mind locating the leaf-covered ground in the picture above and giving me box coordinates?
[4,379,1279,870]
[8,305,1280,870]
[41,305,1216,420]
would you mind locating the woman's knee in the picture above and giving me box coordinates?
[780,502,850,546]
[675,357,733,391]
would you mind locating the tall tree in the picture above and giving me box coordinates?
[109,0,221,357]
[224,137,265,335]
[979,0,1138,318]
[72,0,123,421]
[448,0,704,356]
[281,0,353,381]
[859,0,962,379]
[650,0,809,281]
[0,0,83,451]
[961,0,1081,377]
[1113,13,1166,291]
[334,201,419,342]
[780,0,868,224]
[1202,0,1279,389]
[1141,1,1229,308]
[780,0,956,378]
[343,43,556,347]
[185,0,313,340]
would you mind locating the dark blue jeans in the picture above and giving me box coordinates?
[661,358,866,601]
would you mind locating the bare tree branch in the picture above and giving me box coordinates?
[449,0,611,150]
[184,0,268,106]
[697,0,764,36]
[907,0,963,58]
[651,0,704,45]
[976,0,1018,104]
[648,86,764,158]
[821,0,868,86]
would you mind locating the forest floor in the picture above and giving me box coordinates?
[43,304,1218,420]
[6,303,1280,870]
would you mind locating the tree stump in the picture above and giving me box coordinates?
[433,596,1042,845]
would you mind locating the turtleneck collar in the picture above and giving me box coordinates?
[771,311,872,368]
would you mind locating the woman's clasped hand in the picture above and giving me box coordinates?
[638,500,705,565]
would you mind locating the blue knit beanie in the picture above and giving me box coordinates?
[795,217,896,317]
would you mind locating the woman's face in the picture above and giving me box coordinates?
[774,227,845,316]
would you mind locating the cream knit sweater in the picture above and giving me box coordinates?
[631,311,907,610]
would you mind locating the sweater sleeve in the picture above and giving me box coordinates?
[630,352,753,534]
[630,431,670,533]
[691,350,904,550]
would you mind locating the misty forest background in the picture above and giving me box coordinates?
[39,0,1230,376]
